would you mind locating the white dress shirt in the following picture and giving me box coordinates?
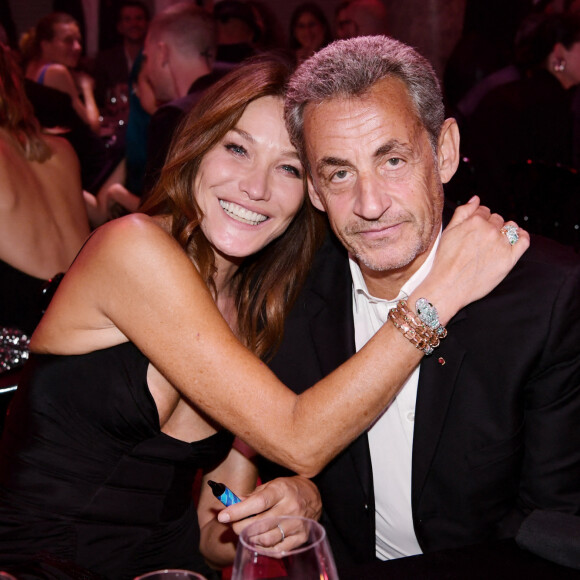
[350,233,441,560]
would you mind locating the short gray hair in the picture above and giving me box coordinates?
[285,35,445,170]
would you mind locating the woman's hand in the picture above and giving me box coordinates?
[412,196,530,325]
[73,70,95,93]
[218,476,322,533]
[216,476,322,554]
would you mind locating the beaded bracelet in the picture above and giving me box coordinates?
[388,300,446,355]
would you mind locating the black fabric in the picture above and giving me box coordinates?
[516,510,580,570]
[0,342,233,580]
[24,79,109,193]
[0,259,48,335]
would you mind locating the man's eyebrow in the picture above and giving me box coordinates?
[316,156,352,174]
[374,139,410,158]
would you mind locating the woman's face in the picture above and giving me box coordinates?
[42,22,82,68]
[194,96,305,263]
[294,11,325,51]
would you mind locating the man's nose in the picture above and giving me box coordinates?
[353,173,391,220]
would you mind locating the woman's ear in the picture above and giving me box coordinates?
[437,118,460,184]
[307,176,326,213]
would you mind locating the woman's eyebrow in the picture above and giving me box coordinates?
[230,127,300,159]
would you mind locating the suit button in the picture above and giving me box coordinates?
[364,504,369,511]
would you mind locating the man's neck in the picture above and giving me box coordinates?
[123,38,143,62]
[359,260,425,301]
[358,235,440,301]
[173,59,212,99]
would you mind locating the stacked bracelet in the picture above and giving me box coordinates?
[388,299,447,355]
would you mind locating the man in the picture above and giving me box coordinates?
[335,0,389,39]
[262,35,580,572]
[93,1,150,108]
[141,1,232,194]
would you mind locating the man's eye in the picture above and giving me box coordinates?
[331,170,349,181]
[387,157,403,167]
[281,164,301,178]
[225,143,247,156]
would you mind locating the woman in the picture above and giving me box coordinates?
[0,43,90,362]
[0,55,527,579]
[289,2,332,64]
[20,13,100,133]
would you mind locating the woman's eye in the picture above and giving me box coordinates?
[225,143,247,156]
[281,164,302,178]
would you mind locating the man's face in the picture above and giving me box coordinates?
[117,6,148,43]
[304,77,453,283]
[142,33,175,103]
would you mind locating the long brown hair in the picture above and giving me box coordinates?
[0,43,51,162]
[142,54,324,360]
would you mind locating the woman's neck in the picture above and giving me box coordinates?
[212,252,243,335]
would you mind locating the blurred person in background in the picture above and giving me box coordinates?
[142,2,234,195]
[334,0,388,40]
[87,52,158,226]
[214,0,259,63]
[20,12,100,133]
[93,0,150,109]
[289,2,332,64]
[0,42,89,375]
[461,12,580,220]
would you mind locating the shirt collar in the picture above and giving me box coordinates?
[350,230,442,312]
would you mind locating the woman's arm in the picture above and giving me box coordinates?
[32,199,529,477]
[44,65,101,133]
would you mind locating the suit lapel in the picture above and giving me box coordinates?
[412,309,468,506]
[308,234,374,504]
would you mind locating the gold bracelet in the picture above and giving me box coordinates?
[388,300,445,355]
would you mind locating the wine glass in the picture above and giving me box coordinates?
[231,516,338,580]
[134,570,207,580]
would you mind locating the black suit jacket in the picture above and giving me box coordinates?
[265,230,580,572]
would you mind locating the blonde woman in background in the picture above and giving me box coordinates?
[20,13,101,133]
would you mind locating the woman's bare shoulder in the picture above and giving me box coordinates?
[43,64,76,94]
[82,213,184,270]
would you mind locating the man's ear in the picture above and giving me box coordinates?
[437,117,460,184]
[307,175,326,213]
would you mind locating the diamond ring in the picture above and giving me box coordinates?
[500,224,519,245]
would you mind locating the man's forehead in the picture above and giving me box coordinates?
[303,78,413,134]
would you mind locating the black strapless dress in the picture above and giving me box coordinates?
[0,342,233,580]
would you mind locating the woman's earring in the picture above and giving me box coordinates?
[553,58,566,73]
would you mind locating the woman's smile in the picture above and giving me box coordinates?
[219,200,269,226]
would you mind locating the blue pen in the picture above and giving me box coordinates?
[208,480,241,506]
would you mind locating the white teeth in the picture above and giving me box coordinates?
[219,200,268,226]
